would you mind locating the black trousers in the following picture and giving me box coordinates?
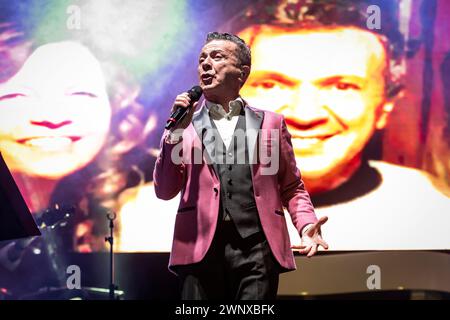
[176,220,280,300]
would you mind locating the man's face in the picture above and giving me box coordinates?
[198,39,243,100]
[0,41,111,179]
[239,26,392,186]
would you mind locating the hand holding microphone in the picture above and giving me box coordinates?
[165,86,203,130]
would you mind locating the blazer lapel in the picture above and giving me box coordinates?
[245,103,264,167]
[192,102,219,177]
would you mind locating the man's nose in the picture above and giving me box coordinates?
[200,58,212,71]
[281,85,329,129]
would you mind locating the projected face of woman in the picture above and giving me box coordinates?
[239,27,392,192]
[0,41,111,179]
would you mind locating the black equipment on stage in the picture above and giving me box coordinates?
[105,211,119,300]
[0,152,40,241]
[18,286,125,300]
[0,152,123,300]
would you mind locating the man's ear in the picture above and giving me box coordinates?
[375,101,394,130]
[240,65,250,83]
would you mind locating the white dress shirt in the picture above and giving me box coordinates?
[206,97,243,150]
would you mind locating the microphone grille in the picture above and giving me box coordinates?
[188,86,203,101]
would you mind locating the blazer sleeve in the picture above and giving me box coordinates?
[277,116,318,234]
[153,130,186,200]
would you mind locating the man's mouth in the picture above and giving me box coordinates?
[291,133,336,140]
[289,131,338,146]
[16,136,82,151]
[201,74,214,84]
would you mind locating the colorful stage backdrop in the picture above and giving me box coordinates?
[0,0,449,255]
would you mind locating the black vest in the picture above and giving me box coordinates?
[209,110,262,238]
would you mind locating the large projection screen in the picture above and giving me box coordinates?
[0,0,449,254]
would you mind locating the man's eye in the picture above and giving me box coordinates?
[253,81,278,90]
[70,92,98,98]
[335,82,360,90]
[0,93,27,101]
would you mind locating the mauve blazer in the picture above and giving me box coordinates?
[153,101,318,272]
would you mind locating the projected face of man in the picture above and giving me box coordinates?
[239,26,393,193]
[0,41,111,179]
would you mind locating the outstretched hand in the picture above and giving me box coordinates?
[291,216,329,258]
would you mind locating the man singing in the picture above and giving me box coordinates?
[153,32,328,300]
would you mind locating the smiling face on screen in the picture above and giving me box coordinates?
[0,41,111,179]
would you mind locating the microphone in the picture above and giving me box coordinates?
[165,86,203,130]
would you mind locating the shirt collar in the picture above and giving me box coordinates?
[206,97,244,120]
